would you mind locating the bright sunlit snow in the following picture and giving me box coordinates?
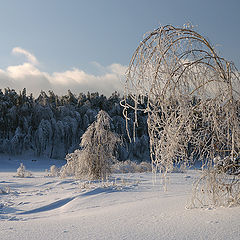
[0,156,239,240]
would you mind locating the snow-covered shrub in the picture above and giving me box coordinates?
[112,160,151,173]
[137,161,152,172]
[46,165,60,177]
[16,163,32,178]
[112,160,136,173]
[61,110,120,180]
[60,149,81,178]
[121,24,240,207]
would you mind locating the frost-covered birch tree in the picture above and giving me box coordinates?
[121,24,240,207]
[61,110,120,180]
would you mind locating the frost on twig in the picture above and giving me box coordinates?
[121,24,240,207]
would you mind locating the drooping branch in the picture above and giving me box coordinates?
[122,24,240,206]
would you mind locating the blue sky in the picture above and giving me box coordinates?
[0,0,239,96]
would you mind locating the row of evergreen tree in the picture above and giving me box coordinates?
[0,88,150,161]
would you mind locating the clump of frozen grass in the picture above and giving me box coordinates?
[78,176,140,192]
[112,160,151,173]
[0,186,10,194]
[78,179,117,190]
[45,165,60,177]
[15,163,32,178]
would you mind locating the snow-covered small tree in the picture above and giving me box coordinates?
[61,110,120,180]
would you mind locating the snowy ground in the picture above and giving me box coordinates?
[0,156,240,240]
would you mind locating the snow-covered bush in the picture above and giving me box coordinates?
[112,160,151,173]
[121,24,240,207]
[16,163,32,178]
[61,110,120,180]
[45,165,60,177]
[60,149,81,178]
[137,161,152,173]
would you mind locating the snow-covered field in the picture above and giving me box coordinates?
[0,156,240,240]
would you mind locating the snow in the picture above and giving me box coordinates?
[0,156,240,240]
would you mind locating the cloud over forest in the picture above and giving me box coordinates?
[0,47,127,96]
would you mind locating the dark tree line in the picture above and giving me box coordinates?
[0,88,150,161]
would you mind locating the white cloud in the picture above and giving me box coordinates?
[12,47,39,65]
[0,47,127,97]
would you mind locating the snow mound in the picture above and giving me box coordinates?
[18,197,75,215]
